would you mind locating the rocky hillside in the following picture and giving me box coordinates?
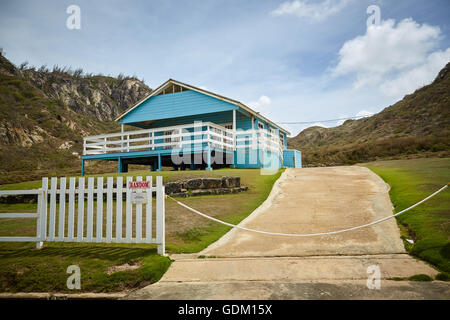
[288,62,450,166]
[0,53,152,184]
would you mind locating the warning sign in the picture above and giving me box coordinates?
[128,181,150,189]
[131,193,148,204]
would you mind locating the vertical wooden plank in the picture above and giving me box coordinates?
[86,177,94,241]
[35,187,44,249]
[48,177,57,241]
[115,176,123,242]
[135,176,143,242]
[125,176,132,242]
[156,176,165,255]
[106,177,113,243]
[96,177,104,242]
[145,176,152,243]
[67,178,76,241]
[40,178,48,242]
[77,177,85,242]
[57,177,66,241]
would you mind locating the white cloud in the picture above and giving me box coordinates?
[333,18,450,98]
[379,48,450,96]
[248,95,272,114]
[271,0,352,22]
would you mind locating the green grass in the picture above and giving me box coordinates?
[363,157,450,273]
[0,242,170,293]
[408,274,433,282]
[0,168,283,292]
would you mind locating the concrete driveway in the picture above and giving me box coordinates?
[126,167,448,300]
[201,166,405,257]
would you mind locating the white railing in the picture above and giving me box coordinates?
[236,129,284,156]
[83,122,284,156]
[0,176,166,255]
[83,122,235,155]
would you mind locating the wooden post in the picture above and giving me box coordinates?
[106,177,113,242]
[48,178,57,241]
[67,178,76,241]
[116,176,123,242]
[96,177,103,243]
[121,124,125,152]
[206,125,212,170]
[156,176,165,255]
[157,153,162,171]
[86,178,94,242]
[232,109,236,150]
[125,177,132,242]
[37,178,48,249]
[145,176,153,243]
[135,176,143,242]
[206,145,212,171]
[77,177,85,242]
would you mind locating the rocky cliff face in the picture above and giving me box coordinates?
[23,70,150,122]
[0,53,152,184]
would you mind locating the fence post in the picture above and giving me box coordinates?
[35,187,45,249]
[156,176,165,256]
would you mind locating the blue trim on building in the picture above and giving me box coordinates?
[283,149,302,168]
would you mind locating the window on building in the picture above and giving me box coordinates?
[258,122,264,130]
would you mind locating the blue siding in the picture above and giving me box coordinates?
[234,149,282,169]
[119,90,238,124]
[283,149,302,168]
[147,110,251,130]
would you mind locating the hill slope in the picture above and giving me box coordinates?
[288,63,450,166]
[0,53,152,184]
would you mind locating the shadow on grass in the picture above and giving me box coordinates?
[0,245,157,261]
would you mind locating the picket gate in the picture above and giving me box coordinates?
[0,176,166,255]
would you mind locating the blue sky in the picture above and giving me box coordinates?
[1,0,449,135]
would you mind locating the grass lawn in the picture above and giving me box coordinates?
[0,168,282,292]
[363,158,450,274]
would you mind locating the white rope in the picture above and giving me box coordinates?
[167,184,448,237]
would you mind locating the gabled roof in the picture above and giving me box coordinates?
[115,79,290,135]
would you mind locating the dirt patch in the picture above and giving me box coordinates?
[106,262,142,275]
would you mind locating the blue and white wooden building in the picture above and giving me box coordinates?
[82,79,301,175]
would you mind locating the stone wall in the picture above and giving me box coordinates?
[165,176,248,197]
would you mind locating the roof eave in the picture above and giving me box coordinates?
[115,79,291,135]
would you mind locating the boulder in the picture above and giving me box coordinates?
[192,189,212,196]
[217,188,231,194]
[165,182,182,194]
[221,176,240,188]
[186,178,203,189]
[202,178,222,189]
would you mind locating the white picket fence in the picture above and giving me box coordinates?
[0,176,166,255]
